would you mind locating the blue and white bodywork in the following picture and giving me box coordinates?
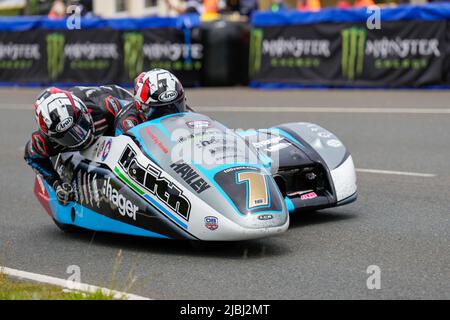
[34,113,356,241]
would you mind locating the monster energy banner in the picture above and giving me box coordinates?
[0,30,47,83]
[0,27,201,86]
[250,20,448,87]
[122,28,202,86]
[46,29,122,84]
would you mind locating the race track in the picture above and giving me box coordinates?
[0,88,449,299]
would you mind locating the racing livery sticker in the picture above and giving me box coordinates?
[170,161,211,194]
[145,128,169,154]
[204,216,219,231]
[101,139,112,161]
[119,145,191,221]
[96,140,106,158]
[75,170,138,222]
[301,192,318,201]
[54,152,197,240]
[186,120,212,129]
[102,177,138,220]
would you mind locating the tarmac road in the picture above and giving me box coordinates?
[0,88,449,299]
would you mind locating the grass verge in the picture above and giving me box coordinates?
[0,273,116,300]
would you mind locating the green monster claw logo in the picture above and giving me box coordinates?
[249,28,263,77]
[47,33,65,80]
[341,27,366,81]
[124,32,144,80]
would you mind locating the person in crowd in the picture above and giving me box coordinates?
[336,0,352,9]
[270,0,288,12]
[24,85,136,205]
[203,0,219,17]
[184,0,204,14]
[354,0,375,7]
[239,0,259,16]
[48,0,66,18]
[297,0,321,11]
[66,0,89,16]
[163,0,187,16]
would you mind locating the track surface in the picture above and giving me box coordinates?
[0,88,449,299]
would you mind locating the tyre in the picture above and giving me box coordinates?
[52,219,85,233]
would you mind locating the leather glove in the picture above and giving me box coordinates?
[53,180,75,205]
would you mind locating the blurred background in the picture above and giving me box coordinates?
[0,0,449,301]
[0,0,449,88]
[0,0,443,18]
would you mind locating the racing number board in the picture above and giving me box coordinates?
[236,171,269,209]
[214,166,283,215]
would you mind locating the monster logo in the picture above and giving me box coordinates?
[124,32,144,80]
[249,28,263,77]
[341,27,366,81]
[47,33,65,80]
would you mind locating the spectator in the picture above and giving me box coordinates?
[202,0,221,20]
[336,0,352,8]
[239,0,258,16]
[184,0,204,15]
[48,0,66,19]
[354,0,375,7]
[297,0,321,11]
[270,0,287,12]
[159,0,186,17]
[66,0,88,16]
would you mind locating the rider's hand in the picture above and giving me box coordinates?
[53,180,75,205]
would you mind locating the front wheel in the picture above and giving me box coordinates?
[52,219,85,233]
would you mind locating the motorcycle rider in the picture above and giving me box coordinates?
[115,68,193,135]
[24,85,135,205]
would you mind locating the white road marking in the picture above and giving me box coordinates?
[356,168,437,178]
[0,104,31,110]
[194,106,450,114]
[3,104,450,114]
[0,266,151,300]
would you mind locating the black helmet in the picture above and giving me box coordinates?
[35,87,94,149]
[134,69,186,119]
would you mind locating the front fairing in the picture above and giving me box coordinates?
[125,113,289,229]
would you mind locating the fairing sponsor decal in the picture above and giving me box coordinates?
[76,170,138,222]
[119,145,191,221]
[101,139,112,161]
[204,216,219,231]
[186,120,212,129]
[300,191,318,201]
[103,177,138,220]
[170,161,211,194]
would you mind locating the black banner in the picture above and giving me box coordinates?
[445,21,450,85]
[1,20,449,88]
[250,20,448,87]
[45,29,122,84]
[0,27,202,87]
[0,29,47,83]
[121,28,202,87]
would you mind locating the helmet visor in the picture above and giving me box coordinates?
[50,112,93,148]
[144,98,186,119]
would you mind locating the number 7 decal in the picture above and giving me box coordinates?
[237,171,269,209]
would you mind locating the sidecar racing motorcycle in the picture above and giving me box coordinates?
[34,112,357,241]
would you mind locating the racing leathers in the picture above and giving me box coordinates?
[24,85,135,188]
